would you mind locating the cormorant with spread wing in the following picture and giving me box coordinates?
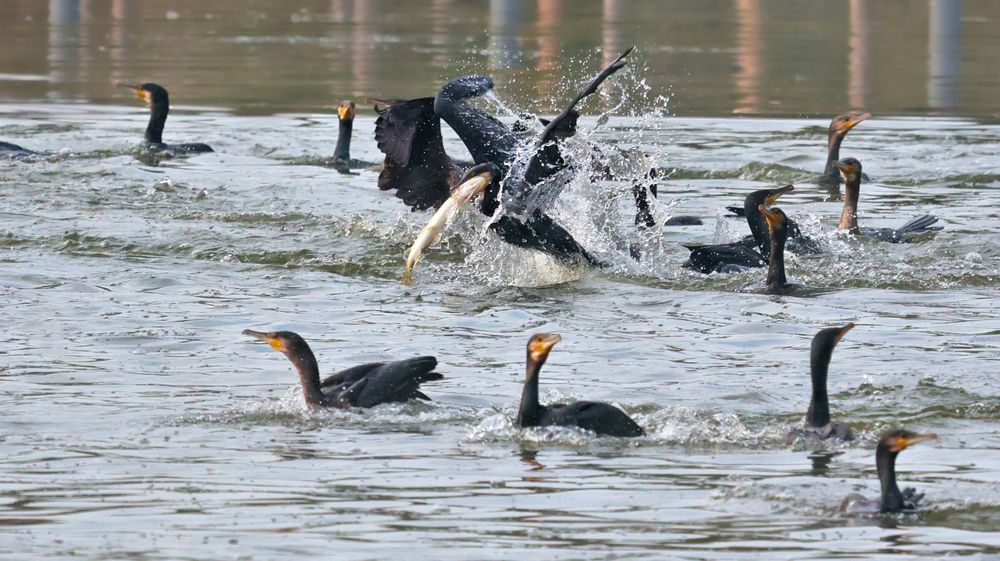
[372,48,653,274]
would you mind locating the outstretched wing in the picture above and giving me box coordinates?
[523,47,634,186]
[373,98,458,211]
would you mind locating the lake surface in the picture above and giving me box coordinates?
[1,2,999,560]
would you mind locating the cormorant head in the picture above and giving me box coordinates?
[758,205,789,239]
[337,100,356,122]
[877,428,937,455]
[121,82,169,108]
[243,329,311,359]
[747,184,794,210]
[829,112,871,137]
[811,323,854,366]
[457,162,499,187]
[833,157,863,183]
[526,333,561,368]
[813,323,854,352]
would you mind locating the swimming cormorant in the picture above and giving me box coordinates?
[834,157,941,242]
[516,333,644,437]
[122,83,213,155]
[243,329,443,408]
[329,99,377,172]
[759,204,794,293]
[683,185,794,274]
[839,429,937,514]
[787,323,856,443]
[725,112,871,216]
[820,112,870,186]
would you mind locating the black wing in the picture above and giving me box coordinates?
[352,356,443,408]
[543,401,644,437]
[523,47,633,186]
[490,212,602,266]
[320,362,386,389]
[684,243,765,274]
[374,97,458,211]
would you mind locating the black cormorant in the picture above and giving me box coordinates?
[330,99,377,172]
[820,112,870,186]
[759,204,796,293]
[683,185,794,274]
[839,429,937,514]
[516,333,644,437]
[122,83,213,155]
[787,323,856,443]
[375,48,655,272]
[243,329,443,408]
[834,157,941,242]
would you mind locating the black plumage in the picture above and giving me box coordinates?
[516,334,644,438]
[123,82,213,154]
[787,324,856,443]
[839,429,937,514]
[244,329,443,409]
[835,157,941,242]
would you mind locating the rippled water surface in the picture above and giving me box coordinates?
[2,2,1000,560]
[2,101,999,559]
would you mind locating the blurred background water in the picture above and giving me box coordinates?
[1,0,999,116]
[1,2,998,560]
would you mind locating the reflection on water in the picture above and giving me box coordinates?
[928,0,962,110]
[1,0,997,116]
[848,0,874,109]
[734,0,763,114]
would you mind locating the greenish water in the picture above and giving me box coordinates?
[1,2,999,560]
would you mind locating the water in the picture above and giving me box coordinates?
[2,2,1000,560]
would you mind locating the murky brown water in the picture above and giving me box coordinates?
[1,2,999,560]
[2,0,1000,116]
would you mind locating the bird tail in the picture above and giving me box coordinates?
[897,214,941,235]
[399,356,443,383]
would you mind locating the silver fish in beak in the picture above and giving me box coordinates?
[403,165,496,281]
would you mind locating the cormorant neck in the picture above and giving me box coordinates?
[767,231,787,287]
[839,181,861,233]
[877,447,904,512]
[824,132,846,177]
[333,119,353,161]
[145,101,168,144]
[806,343,833,427]
[288,348,325,406]
[516,354,544,427]
[745,199,771,257]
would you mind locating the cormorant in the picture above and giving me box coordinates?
[834,157,941,242]
[725,112,870,215]
[516,333,644,437]
[683,185,794,274]
[375,48,654,273]
[820,112,870,186]
[839,429,937,514]
[787,323,856,443]
[122,83,213,155]
[243,329,443,408]
[330,99,376,172]
[759,204,795,293]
